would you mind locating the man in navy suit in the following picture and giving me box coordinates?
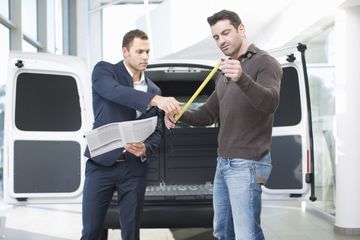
[81,29,182,240]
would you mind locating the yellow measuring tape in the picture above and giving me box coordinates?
[175,60,223,121]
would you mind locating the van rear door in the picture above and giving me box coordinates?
[3,52,92,204]
[264,44,315,200]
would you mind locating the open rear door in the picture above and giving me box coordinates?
[3,52,93,204]
[263,44,316,201]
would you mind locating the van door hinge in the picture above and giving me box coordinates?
[15,60,24,68]
[286,54,296,63]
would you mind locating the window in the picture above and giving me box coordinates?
[146,64,220,128]
[308,64,336,214]
[0,25,9,85]
[273,66,302,127]
[305,27,336,215]
[22,0,38,41]
[0,25,9,153]
[0,0,9,18]
[55,0,63,54]
[15,73,81,131]
[102,4,158,63]
[22,40,38,52]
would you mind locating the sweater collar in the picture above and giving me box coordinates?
[238,43,258,61]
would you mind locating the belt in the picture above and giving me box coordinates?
[116,150,127,162]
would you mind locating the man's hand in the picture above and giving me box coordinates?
[164,113,177,129]
[150,95,182,114]
[125,143,146,157]
[220,59,242,81]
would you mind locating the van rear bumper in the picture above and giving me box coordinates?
[104,202,214,229]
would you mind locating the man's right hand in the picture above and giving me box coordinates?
[164,113,177,129]
[150,95,182,114]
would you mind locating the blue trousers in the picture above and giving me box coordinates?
[81,160,146,240]
[213,154,272,240]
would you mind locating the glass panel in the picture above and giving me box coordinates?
[0,0,9,18]
[305,26,335,215]
[0,24,9,85]
[0,25,9,192]
[308,65,336,215]
[22,0,37,40]
[22,40,38,52]
[54,0,63,54]
[102,4,158,63]
[305,28,334,65]
[15,73,81,131]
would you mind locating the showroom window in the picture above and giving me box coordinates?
[22,0,38,41]
[22,40,38,52]
[55,0,63,54]
[0,0,9,18]
[0,18,9,195]
[102,4,158,63]
[306,26,336,215]
[0,24,9,85]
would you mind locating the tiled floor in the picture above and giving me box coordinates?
[0,200,359,240]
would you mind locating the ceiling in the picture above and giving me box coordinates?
[92,0,333,60]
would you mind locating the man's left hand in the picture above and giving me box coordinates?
[220,59,242,81]
[125,143,146,157]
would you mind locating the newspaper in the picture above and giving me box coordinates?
[85,116,157,158]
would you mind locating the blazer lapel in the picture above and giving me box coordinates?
[115,61,133,87]
[146,77,157,94]
[114,61,137,119]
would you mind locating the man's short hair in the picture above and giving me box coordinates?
[122,29,148,49]
[207,10,242,29]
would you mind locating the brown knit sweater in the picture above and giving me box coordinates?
[180,44,282,160]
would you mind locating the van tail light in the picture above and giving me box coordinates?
[307,149,310,173]
[305,149,312,183]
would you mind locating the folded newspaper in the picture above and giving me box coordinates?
[85,116,157,158]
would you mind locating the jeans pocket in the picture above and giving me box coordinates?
[255,163,272,185]
[228,160,252,180]
[229,159,250,169]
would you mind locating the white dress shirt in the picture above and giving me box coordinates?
[124,63,148,118]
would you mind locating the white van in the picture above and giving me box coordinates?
[3,43,316,236]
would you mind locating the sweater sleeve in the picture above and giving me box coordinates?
[235,55,282,114]
[179,90,219,126]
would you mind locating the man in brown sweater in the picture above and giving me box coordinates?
[165,10,282,240]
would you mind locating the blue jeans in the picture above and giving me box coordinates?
[213,153,272,240]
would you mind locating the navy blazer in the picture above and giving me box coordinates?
[84,60,163,176]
